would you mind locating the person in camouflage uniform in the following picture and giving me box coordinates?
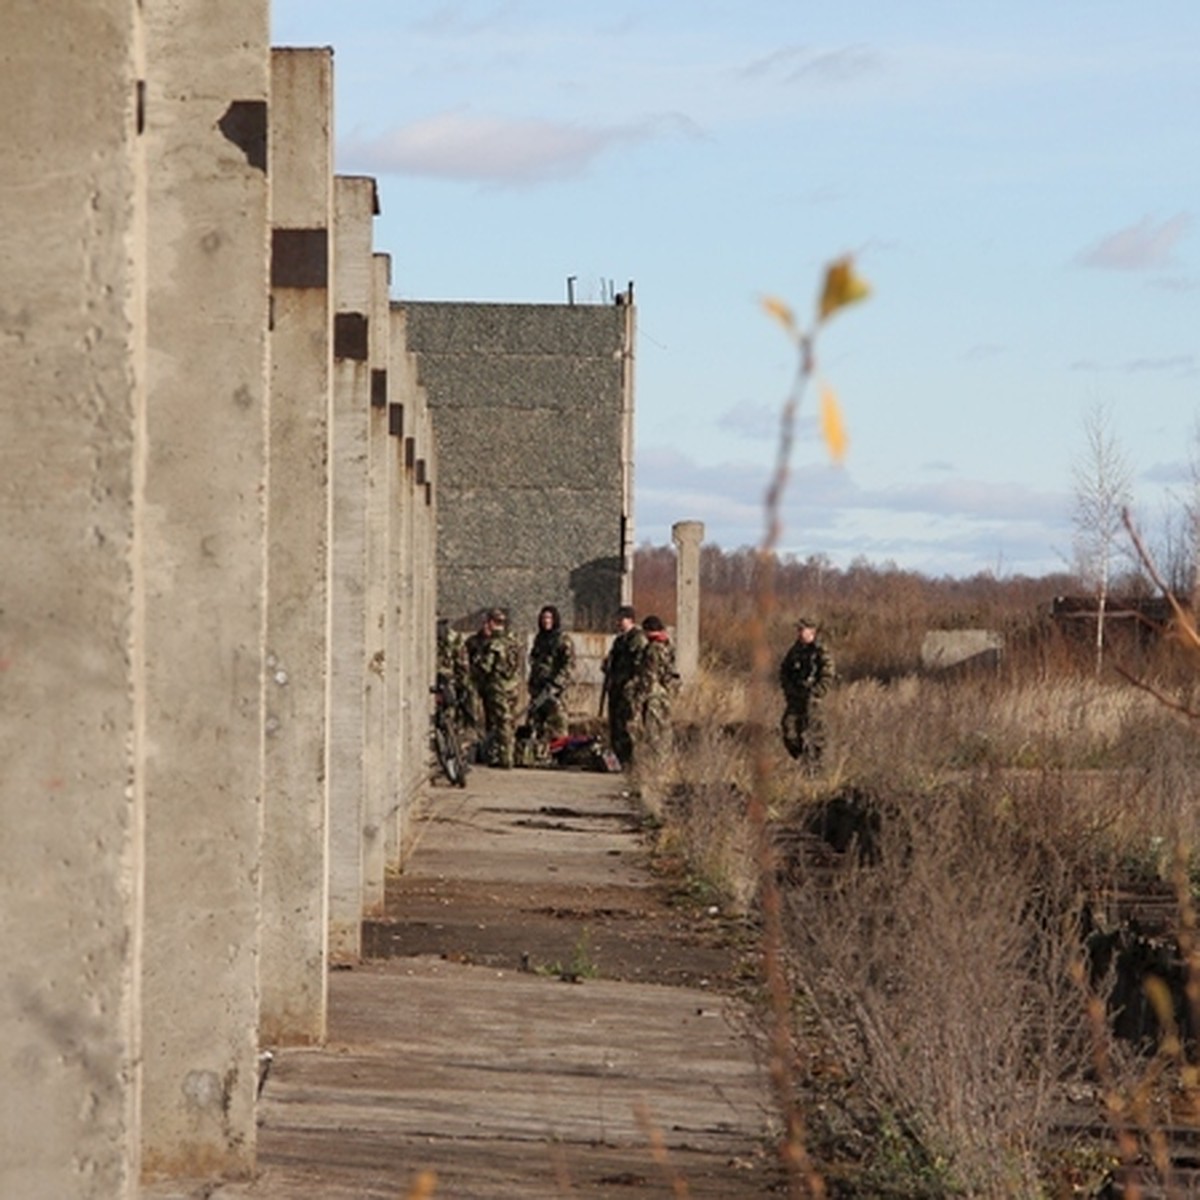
[436,617,474,728]
[466,607,521,768]
[526,604,574,742]
[779,615,834,762]
[637,615,680,753]
[601,604,647,768]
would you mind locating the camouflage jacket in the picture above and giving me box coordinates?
[437,627,469,689]
[527,628,575,699]
[603,626,648,705]
[639,632,680,703]
[779,639,833,708]
[466,628,520,700]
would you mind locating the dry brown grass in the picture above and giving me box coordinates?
[782,783,1087,1198]
[626,606,1200,1196]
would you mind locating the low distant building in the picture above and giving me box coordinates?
[920,629,1004,674]
[1050,594,1181,646]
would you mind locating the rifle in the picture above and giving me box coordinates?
[526,685,556,727]
[598,671,610,718]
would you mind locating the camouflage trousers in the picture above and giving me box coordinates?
[781,700,822,761]
[608,695,636,767]
[639,693,673,750]
[529,692,569,741]
[479,689,516,768]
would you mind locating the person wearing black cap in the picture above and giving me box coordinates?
[779,616,833,762]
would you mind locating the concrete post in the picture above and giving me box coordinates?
[415,444,436,815]
[0,6,144,1195]
[139,0,269,1179]
[387,310,414,864]
[401,427,421,852]
[327,176,377,961]
[421,402,439,785]
[260,46,333,1047]
[671,521,704,683]
[418,409,439,808]
[363,253,392,915]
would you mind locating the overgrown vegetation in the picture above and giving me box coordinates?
[632,542,1200,1198]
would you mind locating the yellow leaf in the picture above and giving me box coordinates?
[406,1168,438,1199]
[820,384,849,462]
[818,255,871,322]
[760,294,797,335]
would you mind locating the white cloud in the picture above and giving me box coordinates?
[1076,213,1192,271]
[736,43,884,87]
[633,441,1075,575]
[1068,353,1197,376]
[341,110,696,184]
[716,402,780,441]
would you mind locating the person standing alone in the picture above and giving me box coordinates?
[779,616,833,762]
[601,604,647,768]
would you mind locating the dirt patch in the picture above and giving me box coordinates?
[367,819,759,991]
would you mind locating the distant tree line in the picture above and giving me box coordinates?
[633,542,1185,682]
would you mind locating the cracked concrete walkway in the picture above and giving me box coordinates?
[144,768,778,1198]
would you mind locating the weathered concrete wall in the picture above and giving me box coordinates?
[400,299,635,637]
[0,4,144,1195]
[138,0,270,1179]
[261,46,333,1047]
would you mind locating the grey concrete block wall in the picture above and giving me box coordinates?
[1,5,144,1195]
[400,300,634,635]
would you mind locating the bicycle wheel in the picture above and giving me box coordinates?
[434,720,468,787]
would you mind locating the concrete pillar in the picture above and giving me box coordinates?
[415,449,434,808]
[386,310,413,865]
[260,46,333,1047]
[0,5,144,1195]
[400,425,420,858]
[363,253,392,914]
[387,306,441,862]
[139,0,269,1180]
[384,394,410,866]
[418,404,439,794]
[672,521,704,683]
[328,175,377,960]
[406,437,424,814]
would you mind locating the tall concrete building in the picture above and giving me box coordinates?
[399,294,636,636]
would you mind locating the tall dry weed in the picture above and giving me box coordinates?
[782,784,1087,1198]
[636,643,1200,1194]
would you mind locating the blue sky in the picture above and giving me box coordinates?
[271,1,1198,579]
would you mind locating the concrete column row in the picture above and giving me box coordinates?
[2,15,437,1198]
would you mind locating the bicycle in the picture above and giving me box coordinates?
[430,674,469,787]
